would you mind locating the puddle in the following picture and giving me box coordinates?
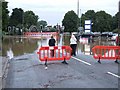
[16,58,29,61]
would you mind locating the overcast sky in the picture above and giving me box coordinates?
[6,0,119,26]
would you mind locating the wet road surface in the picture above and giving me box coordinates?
[4,51,119,88]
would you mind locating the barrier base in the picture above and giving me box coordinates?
[45,59,47,67]
[98,59,101,64]
[61,60,68,64]
[115,60,119,64]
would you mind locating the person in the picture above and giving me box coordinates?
[116,36,120,46]
[48,35,56,57]
[70,33,77,56]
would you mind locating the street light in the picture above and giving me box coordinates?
[40,25,43,47]
[118,0,120,45]
[79,9,82,34]
[22,11,24,35]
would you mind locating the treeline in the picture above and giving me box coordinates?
[62,10,119,33]
[81,10,119,33]
[2,1,119,35]
[2,2,47,35]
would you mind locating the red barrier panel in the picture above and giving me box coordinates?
[37,46,72,65]
[24,32,58,37]
[92,46,120,63]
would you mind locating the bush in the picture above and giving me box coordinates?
[50,28,57,32]
[113,28,120,33]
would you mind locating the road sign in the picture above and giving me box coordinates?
[85,20,91,24]
[84,20,91,33]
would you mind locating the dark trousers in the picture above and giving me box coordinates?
[70,44,77,56]
[50,50,54,57]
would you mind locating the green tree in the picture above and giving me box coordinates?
[2,1,9,32]
[0,1,2,37]
[95,11,112,32]
[62,10,79,33]
[0,2,2,29]
[112,12,119,32]
[9,8,24,35]
[9,8,24,26]
[81,10,95,32]
[24,11,38,29]
[37,20,47,31]
[81,10,113,32]
[50,28,56,32]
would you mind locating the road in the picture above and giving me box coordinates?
[4,51,119,88]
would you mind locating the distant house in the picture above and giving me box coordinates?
[46,25,52,31]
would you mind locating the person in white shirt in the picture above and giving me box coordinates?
[70,33,77,56]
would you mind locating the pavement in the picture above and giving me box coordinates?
[1,56,10,89]
[3,50,119,88]
[0,56,2,90]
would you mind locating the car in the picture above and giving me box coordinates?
[111,33,118,40]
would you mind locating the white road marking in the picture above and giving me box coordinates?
[71,56,91,66]
[107,72,120,78]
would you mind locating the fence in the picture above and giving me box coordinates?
[37,46,72,66]
[92,46,120,63]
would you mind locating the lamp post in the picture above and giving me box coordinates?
[40,25,43,47]
[77,0,79,17]
[118,0,120,45]
[62,26,64,46]
[77,0,80,34]
[79,9,82,34]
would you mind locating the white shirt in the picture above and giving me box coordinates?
[70,35,77,44]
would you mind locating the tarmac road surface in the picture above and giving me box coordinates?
[4,51,119,88]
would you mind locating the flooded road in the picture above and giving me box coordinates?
[2,34,116,58]
[1,34,119,88]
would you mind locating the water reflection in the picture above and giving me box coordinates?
[2,36,39,56]
[2,35,116,57]
[7,48,14,59]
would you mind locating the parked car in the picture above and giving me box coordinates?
[111,33,118,40]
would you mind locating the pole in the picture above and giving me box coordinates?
[79,9,82,34]
[21,11,24,35]
[80,9,81,27]
[41,30,42,47]
[40,25,43,47]
[62,26,64,46]
[77,0,79,17]
[118,0,120,45]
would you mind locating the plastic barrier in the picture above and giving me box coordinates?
[37,46,72,66]
[24,32,58,37]
[92,46,120,63]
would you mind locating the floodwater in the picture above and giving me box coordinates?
[1,34,116,58]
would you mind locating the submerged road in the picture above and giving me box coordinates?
[4,51,119,88]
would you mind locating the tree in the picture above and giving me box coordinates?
[50,28,56,32]
[62,10,79,33]
[24,11,38,29]
[112,12,119,32]
[37,20,47,31]
[9,8,24,26]
[0,1,2,37]
[95,11,112,32]
[2,1,9,32]
[9,8,24,35]
[81,10,113,32]
[81,10,95,32]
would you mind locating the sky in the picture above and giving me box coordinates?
[6,0,119,26]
